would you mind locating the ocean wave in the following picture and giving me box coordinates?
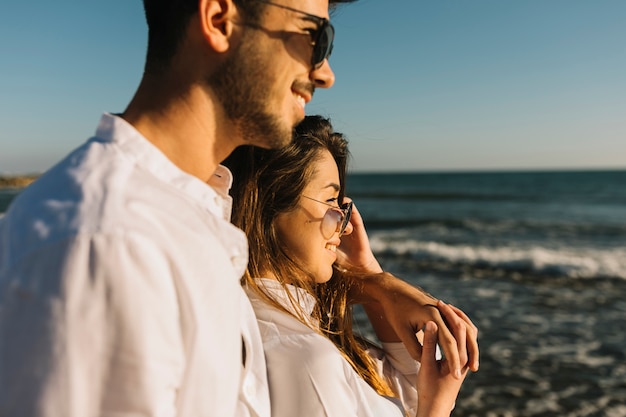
[369,234,626,280]
[363,217,626,242]
[349,190,520,202]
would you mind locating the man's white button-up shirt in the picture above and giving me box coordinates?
[0,113,270,416]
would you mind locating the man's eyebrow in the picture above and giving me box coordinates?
[301,15,324,23]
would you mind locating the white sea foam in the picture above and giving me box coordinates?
[369,233,626,280]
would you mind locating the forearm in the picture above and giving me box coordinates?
[352,271,437,308]
[351,272,437,343]
[363,299,402,342]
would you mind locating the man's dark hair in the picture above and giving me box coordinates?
[142,0,356,75]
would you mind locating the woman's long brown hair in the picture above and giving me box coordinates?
[223,115,396,397]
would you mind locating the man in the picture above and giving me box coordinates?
[0,0,478,415]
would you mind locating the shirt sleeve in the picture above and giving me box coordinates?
[371,342,421,416]
[0,231,185,417]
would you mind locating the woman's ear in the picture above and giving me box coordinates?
[198,0,238,53]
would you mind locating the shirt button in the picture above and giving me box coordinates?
[231,255,248,273]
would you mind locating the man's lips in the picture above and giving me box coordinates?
[292,82,314,108]
[294,92,307,109]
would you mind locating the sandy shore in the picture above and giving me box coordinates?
[0,175,39,188]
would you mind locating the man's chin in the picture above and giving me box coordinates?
[265,119,296,149]
[238,118,293,150]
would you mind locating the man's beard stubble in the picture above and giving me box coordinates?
[208,31,294,150]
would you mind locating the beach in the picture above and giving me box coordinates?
[0,175,38,189]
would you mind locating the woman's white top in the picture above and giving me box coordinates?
[245,278,420,417]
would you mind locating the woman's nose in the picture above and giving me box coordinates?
[341,219,354,236]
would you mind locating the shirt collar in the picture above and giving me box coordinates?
[252,278,318,320]
[95,113,233,221]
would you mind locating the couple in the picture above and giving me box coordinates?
[0,0,478,416]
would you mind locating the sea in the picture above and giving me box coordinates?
[2,170,625,416]
[346,170,626,417]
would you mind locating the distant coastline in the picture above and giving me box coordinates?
[0,175,39,189]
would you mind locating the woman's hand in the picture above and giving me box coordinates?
[416,315,468,417]
[337,198,479,376]
[357,274,479,376]
[335,199,383,274]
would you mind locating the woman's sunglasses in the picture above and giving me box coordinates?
[257,0,335,68]
[302,196,353,238]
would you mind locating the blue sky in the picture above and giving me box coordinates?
[1,0,625,174]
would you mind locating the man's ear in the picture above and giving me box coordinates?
[199,0,238,53]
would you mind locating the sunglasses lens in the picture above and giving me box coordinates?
[313,23,334,67]
[321,209,342,238]
[338,202,352,236]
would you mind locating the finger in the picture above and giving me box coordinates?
[424,305,461,378]
[436,301,463,379]
[449,304,480,372]
[439,303,467,370]
[423,303,457,363]
[448,304,479,338]
[446,304,468,367]
[448,304,476,327]
[421,321,438,361]
[397,328,423,362]
[347,201,365,230]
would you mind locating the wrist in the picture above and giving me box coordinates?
[336,257,383,276]
[356,272,439,306]
[363,258,383,274]
[416,396,456,417]
[348,271,395,305]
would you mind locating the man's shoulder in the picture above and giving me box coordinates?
[1,127,246,273]
[4,146,213,247]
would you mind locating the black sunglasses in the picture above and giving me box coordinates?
[257,0,335,68]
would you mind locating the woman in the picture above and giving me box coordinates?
[224,116,467,416]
